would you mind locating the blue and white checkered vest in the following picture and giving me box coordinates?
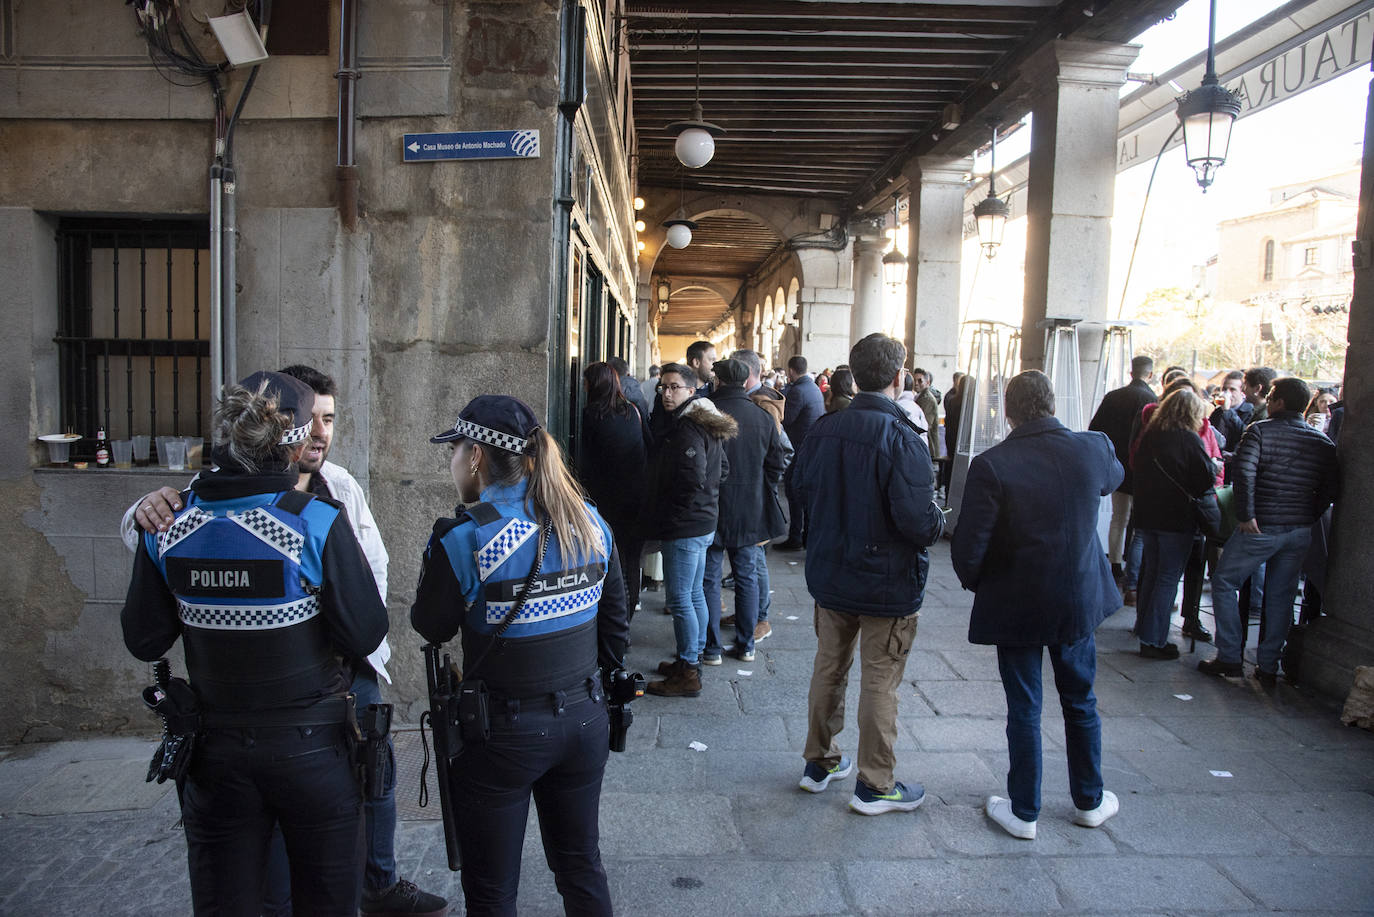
[438,487,612,696]
[145,490,347,710]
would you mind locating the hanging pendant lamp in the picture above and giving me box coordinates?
[1176,0,1242,191]
[668,31,725,169]
[882,194,907,286]
[973,124,1010,261]
[662,179,698,249]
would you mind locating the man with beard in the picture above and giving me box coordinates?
[122,365,445,917]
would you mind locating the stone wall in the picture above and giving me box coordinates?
[0,0,633,738]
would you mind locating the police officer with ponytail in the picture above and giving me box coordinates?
[411,395,629,917]
[121,371,388,917]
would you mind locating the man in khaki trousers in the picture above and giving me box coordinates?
[792,334,946,814]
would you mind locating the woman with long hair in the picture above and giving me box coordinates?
[121,371,389,916]
[827,367,856,412]
[578,361,651,617]
[411,395,628,916]
[1130,389,1218,659]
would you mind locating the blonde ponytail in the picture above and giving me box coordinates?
[522,430,601,566]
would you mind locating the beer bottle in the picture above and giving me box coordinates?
[94,427,111,468]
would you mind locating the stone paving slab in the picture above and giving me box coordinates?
[4,539,1374,915]
[842,857,1062,913]
[1042,856,1255,911]
[1215,856,1374,912]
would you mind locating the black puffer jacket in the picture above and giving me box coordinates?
[642,396,738,540]
[1231,412,1339,527]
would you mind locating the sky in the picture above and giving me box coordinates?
[899,0,1370,346]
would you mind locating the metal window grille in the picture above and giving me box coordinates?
[55,217,211,448]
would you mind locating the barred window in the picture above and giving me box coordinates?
[55,217,211,447]
[1262,238,1274,281]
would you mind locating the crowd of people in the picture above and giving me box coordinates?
[114,336,1342,914]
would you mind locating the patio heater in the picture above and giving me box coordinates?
[945,320,1012,527]
[1039,317,1085,431]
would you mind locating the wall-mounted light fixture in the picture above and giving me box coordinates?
[1175,0,1242,191]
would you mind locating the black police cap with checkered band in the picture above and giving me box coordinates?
[237,371,315,446]
[430,394,541,455]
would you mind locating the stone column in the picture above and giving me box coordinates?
[850,238,887,347]
[1019,40,1138,398]
[903,155,973,383]
[1300,72,1374,701]
[793,245,855,370]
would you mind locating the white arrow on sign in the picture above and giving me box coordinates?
[407,141,420,153]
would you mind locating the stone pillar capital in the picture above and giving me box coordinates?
[902,155,974,187]
[1020,39,1140,94]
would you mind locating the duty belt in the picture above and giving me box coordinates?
[490,676,603,722]
[200,695,353,730]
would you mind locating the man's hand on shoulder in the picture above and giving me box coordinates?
[134,487,183,534]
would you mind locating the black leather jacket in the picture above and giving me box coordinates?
[1231,412,1339,527]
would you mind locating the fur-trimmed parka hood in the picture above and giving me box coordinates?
[678,396,739,441]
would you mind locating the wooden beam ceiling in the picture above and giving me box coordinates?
[628,0,1188,334]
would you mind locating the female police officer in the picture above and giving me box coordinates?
[411,395,629,916]
[121,371,388,916]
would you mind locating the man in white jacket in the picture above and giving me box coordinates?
[122,365,445,917]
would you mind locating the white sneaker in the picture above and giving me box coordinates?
[1073,790,1119,828]
[985,796,1036,839]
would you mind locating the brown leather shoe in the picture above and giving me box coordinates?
[656,658,684,676]
[1122,590,1137,607]
[754,621,773,643]
[646,664,702,697]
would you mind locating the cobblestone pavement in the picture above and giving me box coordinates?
[4,540,1374,915]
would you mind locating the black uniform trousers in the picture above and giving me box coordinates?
[180,723,364,917]
[451,686,612,917]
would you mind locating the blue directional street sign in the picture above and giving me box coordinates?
[402,129,541,162]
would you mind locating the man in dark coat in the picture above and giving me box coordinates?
[1201,376,1339,685]
[702,359,791,662]
[794,334,945,815]
[778,354,825,549]
[1088,355,1155,581]
[952,370,1123,840]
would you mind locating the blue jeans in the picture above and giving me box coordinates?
[1136,530,1195,647]
[996,633,1103,823]
[662,533,714,664]
[1212,526,1311,672]
[704,543,765,654]
[757,545,771,623]
[262,668,397,914]
[1122,530,1144,590]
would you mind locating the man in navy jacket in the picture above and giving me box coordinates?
[951,370,1123,840]
[794,334,945,815]
[779,355,826,549]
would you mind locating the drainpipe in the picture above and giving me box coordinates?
[337,0,360,231]
[222,165,238,382]
[209,164,224,398]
